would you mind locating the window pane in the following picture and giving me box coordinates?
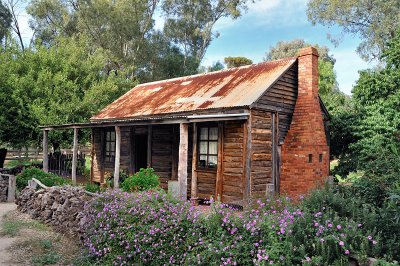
[209,128,218,140]
[199,155,207,168]
[111,131,115,141]
[111,143,115,152]
[200,128,208,140]
[199,141,208,154]
[106,132,110,141]
[208,141,217,154]
[208,156,217,168]
[106,142,110,152]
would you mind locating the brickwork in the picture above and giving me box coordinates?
[280,47,330,197]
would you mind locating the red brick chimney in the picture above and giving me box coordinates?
[280,47,330,198]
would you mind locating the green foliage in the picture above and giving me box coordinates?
[208,61,224,72]
[302,182,400,261]
[335,30,400,176]
[84,182,101,193]
[121,168,160,192]
[16,168,71,190]
[32,251,61,266]
[224,56,253,68]
[162,0,249,64]
[0,36,135,147]
[0,0,11,41]
[307,0,400,61]
[81,191,384,265]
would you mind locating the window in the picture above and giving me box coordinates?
[105,130,116,162]
[319,154,323,162]
[308,154,313,163]
[198,127,218,169]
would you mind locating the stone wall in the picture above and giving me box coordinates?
[0,174,8,202]
[16,186,93,237]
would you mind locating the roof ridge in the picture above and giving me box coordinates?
[135,57,297,88]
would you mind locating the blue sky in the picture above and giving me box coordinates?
[198,0,372,95]
[17,0,371,95]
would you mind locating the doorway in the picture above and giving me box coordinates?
[134,134,148,172]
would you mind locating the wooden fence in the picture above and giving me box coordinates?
[48,152,87,177]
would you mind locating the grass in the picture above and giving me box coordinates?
[4,159,41,169]
[0,219,47,237]
[1,210,83,265]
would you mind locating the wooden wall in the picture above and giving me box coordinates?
[221,121,245,203]
[253,63,298,143]
[249,109,273,196]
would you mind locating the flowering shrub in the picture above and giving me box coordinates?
[120,168,160,192]
[81,189,205,265]
[81,191,383,265]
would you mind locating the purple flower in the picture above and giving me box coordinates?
[345,250,350,255]
[367,235,372,240]
[336,225,342,230]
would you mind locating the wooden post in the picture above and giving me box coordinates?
[215,122,224,200]
[7,174,16,202]
[272,113,276,195]
[43,130,49,173]
[191,123,198,204]
[178,123,188,199]
[243,118,252,204]
[71,127,78,185]
[147,125,152,167]
[114,126,121,188]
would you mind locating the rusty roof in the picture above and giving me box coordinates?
[92,58,296,121]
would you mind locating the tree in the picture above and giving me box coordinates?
[334,30,400,176]
[224,56,252,68]
[0,0,11,42]
[307,0,400,61]
[162,0,250,70]
[0,36,136,148]
[208,61,224,72]
[4,0,28,49]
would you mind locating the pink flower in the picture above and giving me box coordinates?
[367,235,372,240]
[345,250,350,255]
[372,240,377,245]
[336,225,342,230]
[339,241,344,246]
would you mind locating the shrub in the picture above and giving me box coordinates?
[16,168,71,190]
[120,168,160,192]
[84,182,101,193]
[81,191,382,265]
[302,183,399,261]
[81,190,205,265]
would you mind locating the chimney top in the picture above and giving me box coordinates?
[298,47,319,57]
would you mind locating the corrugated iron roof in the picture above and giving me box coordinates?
[91,58,296,121]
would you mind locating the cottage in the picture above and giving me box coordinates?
[42,47,330,204]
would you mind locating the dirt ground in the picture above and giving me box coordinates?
[0,203,83,266]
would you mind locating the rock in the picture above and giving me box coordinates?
[16,185,95,238]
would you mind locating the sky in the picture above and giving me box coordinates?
[198,0,372,95]
[15,0,371,95]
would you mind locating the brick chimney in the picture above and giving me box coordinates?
[279,46,330,198]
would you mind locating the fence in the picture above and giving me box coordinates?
[48,152,87,177]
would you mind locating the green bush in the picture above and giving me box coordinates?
[84,182,101,193]
[120,168,160,192]
[16,168,71,190]
[302,182,399,261]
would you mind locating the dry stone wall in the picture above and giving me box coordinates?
[0,174,8,202]
[16,185,93,237]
